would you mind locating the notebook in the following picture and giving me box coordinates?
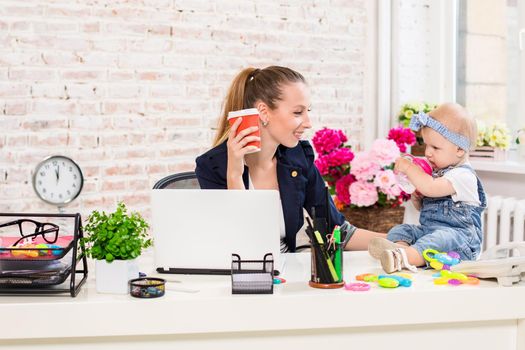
[151,189,282,275]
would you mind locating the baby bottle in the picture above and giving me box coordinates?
[396,154,433,194]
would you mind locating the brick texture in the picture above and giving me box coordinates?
[0,0,369,218]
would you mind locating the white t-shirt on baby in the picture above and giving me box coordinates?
[442,164,480,206]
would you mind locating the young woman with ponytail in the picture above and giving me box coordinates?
[195,66,385,252]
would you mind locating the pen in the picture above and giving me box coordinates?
[325,186,330,237]
[333,225,341,282]
[314,231,338,282]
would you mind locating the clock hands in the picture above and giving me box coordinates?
[34,156,84,206]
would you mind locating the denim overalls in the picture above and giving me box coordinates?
[387,164,487,261]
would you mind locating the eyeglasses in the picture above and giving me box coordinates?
[0,219,59,246]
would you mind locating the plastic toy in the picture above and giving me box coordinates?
[351,273,413,290]
[431,269,479,286]
[344,282,371,291]
[378,277,399,288]
[423,249,461,271]
[379,274,412,287]
[355,273,374,281]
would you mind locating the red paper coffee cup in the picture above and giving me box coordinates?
[228,108,261,152]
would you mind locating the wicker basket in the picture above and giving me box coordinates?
[341,206,405,233]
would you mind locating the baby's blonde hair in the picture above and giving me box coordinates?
[428,102,477,150]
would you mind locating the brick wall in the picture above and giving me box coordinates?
[0,0,370,218]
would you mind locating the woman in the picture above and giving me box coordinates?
[195,66,383,252]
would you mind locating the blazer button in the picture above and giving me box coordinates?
[291,170,298,177]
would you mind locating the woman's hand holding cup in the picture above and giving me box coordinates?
[226,109,261,182]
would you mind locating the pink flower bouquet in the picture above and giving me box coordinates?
[313,127,414,210]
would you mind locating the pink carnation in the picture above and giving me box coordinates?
[325,147,354,167]
[388,126,416,153]
[312,128,348,155]
[383,184,402,199]
[350,152,381,181]
[328,167,343,182]
[373,169,396,192]
[335,174,356,206]
[374,169,402,199]
[400,191,411,202]
[314,156,329,176]
[349,181,378,207]
[370,139,400,167]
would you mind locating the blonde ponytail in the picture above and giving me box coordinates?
[212,68,258,147]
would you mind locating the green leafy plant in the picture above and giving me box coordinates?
[82,202,152,263]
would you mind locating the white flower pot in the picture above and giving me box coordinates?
[95,259,139,294]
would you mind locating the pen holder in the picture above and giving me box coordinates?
[231,253,274,294]
[309,242,344,289]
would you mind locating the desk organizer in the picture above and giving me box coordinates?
[305,217,344,289]
[129,277,166,298]
[306,188,345,289]
[0,212,88,297]
[309,241,344,289]
[231,253,274,294]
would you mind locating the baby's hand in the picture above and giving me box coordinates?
[394,157,412,174]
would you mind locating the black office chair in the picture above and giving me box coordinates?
[153,171,200,189]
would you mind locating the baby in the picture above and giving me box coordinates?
[369,103,486,273]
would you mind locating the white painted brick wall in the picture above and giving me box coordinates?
[0,0,370,218]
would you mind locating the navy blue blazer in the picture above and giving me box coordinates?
[195,141,345,252]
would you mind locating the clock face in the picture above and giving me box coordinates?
[33,156,84,205]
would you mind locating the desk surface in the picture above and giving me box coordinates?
[1,251,524,341]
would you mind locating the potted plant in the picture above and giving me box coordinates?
[82,202,152,294]
[472,120,511,161]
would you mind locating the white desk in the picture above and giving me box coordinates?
[1,251,524,350]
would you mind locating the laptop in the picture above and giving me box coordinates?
[151,189,282,275]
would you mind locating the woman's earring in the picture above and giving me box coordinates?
[262,120,268,127]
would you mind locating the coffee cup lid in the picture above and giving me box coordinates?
[228,108,259,119]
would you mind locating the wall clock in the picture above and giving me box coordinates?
[32,155,84,207]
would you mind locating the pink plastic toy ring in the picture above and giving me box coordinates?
[344,282,371,292]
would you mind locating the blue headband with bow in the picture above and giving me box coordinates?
[409,111,471,151]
